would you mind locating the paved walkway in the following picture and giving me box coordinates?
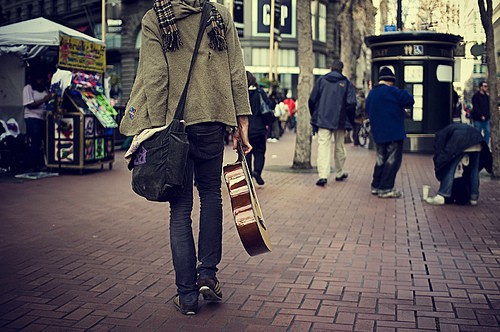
[1,131,499,331]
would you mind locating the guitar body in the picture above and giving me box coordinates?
[223,144,272,256]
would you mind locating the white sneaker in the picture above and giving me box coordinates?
[470,200,478,206]
[425,195,445,205]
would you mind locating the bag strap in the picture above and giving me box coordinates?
[173,2,211,120]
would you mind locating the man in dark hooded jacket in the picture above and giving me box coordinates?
[426,123,491,206]
[309,60,356,186]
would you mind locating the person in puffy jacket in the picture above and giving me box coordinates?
[309,59,356,186]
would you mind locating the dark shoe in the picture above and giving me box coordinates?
[173,295,197,315]
[316,178,327,186]
[252,171,265,185]
[335,173,348,181]
[198,277,222,302]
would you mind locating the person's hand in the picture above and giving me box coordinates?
[43,93,54,102]
[233,116,252,155]
[481,116,486,121]
[312,125,318,135]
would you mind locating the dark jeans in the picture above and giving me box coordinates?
[246,134,266,176]
[25,118,46,170]
[353,122,362,145]
[169,122,225,305]
[371,140,403,192]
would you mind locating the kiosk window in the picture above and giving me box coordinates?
[436,65,452,82]
[412,84,423,122]
[404,66,423,83]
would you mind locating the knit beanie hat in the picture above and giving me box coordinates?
[378,67,396,82]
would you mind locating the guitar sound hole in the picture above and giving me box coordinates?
[258,217,267,231]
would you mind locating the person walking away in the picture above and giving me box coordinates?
[267,90,280,142]
[119,0,252,315]
[23,70,53,172]
[451,89,462,123]
[366,67,414,198]
[471,81,490,145]
[425,123,492,206]
[246,71,273,185]
[309,59,356,186]
[353,91,366,146]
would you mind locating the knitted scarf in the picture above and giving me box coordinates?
[154,0,227,52]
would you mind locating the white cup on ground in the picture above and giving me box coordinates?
[422,185,430,200]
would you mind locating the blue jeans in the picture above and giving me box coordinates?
[25,118,46,170]
[169,122,225,305]
[371,140,404,192]
[438,152,480,200]
[473,120,490,145]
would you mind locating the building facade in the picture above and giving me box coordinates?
[1,0,362,106]
[119,0,343,104]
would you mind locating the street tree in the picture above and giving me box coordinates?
[418,0,460,33]
[339,0,375,82]
[478,0,499,176]
[292,0,314,169]
[378,0,389,33]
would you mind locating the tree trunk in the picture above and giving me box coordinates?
[292,0,314,169]
[478,0,499,176]
[339,1,355,80]
[379,0,389,33]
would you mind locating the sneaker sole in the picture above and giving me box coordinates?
[173,296,197,315]
[199,286,222,302]
[378,193,402,198]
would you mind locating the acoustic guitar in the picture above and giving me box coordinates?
[223,141,272,256]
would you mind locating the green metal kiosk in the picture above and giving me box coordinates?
[365,32,462,153]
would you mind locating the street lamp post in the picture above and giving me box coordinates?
[269,0,275,83]
[102,0,106,43]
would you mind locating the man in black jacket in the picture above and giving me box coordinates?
[471,81,490,145]
[309,60,356,186]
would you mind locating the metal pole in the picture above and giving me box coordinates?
[102,0,106,43]
[397,0,402,31]
[274,41,279,82]
[229,0,233,17]
[268,0,275,83]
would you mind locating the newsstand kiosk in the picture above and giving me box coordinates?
[365,32,461,153]
[46,34,118,171]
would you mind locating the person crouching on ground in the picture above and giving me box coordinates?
[426,123,492,206]
[366,67,414,198]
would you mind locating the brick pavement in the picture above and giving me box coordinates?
[0,131,499,331]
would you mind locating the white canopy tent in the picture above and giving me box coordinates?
[0,17,104,132]
[0,17,104,47]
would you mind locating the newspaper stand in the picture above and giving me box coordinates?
[45,34,117,171]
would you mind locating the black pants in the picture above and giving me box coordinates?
[245,134,266,176]
[371,140,403,192]
[25,118,46,170]
[353,123,362,145]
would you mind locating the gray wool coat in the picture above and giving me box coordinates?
[119,0,251,136]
